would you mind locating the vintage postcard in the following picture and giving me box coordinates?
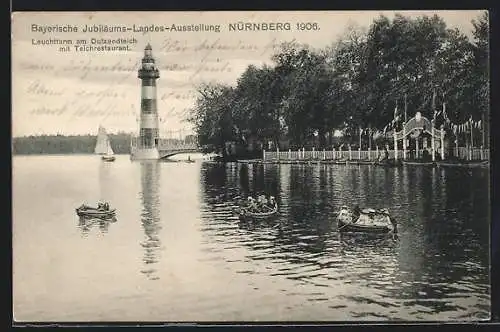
[12,10,490,323]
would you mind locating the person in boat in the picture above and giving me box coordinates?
[352,205,361,220]
[104,202,110,211]
[268,196,276,209]
[256,195,271,212]
[97,202,104,210]
[389,215,397,230]
[246,197,259,212]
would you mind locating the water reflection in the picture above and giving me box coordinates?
[99,160,112,203]
[139,161,162,280]
[77,216,113,235]
[198,161,490,320]
[76,162,117,236]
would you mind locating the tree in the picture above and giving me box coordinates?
[188,83,237,157]
[187,12,488,157]
[471,11,489,147]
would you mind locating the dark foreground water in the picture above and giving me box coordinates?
[12,155,490,322]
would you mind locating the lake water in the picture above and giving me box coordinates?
[12,155,490,322]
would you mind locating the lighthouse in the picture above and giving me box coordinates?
[130,44,161,160]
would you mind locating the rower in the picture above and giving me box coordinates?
[268,196,276,208]
[247,197,258,212]
[353,205,361,219]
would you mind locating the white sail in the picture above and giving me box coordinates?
[95,126,114,155]
[106,138,114,156]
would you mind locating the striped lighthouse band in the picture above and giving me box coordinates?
[140,99,157,115]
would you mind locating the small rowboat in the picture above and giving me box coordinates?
[102,155,116,162]
[337,206,396,234]
[76,204,116,218]
[402,160,435,166]
[373,159,402,167]
[437,160,489,168]
[236,203,279,220]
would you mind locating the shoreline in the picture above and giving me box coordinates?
[235,158,490,168]
[11,154,489,168]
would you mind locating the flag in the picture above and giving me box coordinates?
[432,89,437,121]
[404,93,408,123]
[394,100,399,121]
[478,120,482,129]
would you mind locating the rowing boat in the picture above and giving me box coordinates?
[373,159,402,167]
[337,206,396,234]
[437,160,489,168]
[236,203,279,219]
[402,160,435,166]
[76,204,116,218]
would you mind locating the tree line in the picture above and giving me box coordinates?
[188,12,489,158]
[12,134,196,155]
[12,133,132,155]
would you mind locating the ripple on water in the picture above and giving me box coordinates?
[14,158,490,322]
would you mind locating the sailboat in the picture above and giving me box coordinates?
[95,126,116,162]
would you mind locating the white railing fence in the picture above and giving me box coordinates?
[263,147,489,161]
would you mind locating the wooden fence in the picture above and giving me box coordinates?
[263,147,490,161]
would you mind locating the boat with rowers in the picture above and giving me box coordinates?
[337,205,397,234]
[235,195,278,219]
[76,202,116,219]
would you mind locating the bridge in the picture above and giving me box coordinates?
[157,140,200,159]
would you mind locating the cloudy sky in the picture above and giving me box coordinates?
[11,10,485,137]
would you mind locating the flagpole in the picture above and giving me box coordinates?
[368,126,372,151]
[431,89,436,162]
[470,117,474,160]
[482,112,486,149]
[404,93,408,123]
[359,127,362,151]
[359,127,362,160]
[394,100,398,160]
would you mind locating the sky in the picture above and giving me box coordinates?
[11,10,486,137]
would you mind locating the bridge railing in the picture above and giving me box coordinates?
[158,140,198,151]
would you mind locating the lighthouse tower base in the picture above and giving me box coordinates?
[130,138,160,160]
[130,147,160,161]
